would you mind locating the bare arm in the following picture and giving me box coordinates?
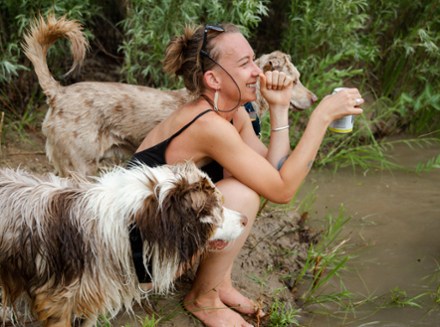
[235,71,292,170]
[261,71,292,169]
[202,72,364,204]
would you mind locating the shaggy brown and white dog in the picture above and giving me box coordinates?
[23,15,317,177]
[0,161,246,326]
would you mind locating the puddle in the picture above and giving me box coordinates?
[298,141,440,326]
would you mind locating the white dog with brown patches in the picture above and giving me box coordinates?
[0,161,246,326]
[23,15,317,177]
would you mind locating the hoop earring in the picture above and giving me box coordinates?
[213,89,220,112]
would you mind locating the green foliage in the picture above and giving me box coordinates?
[385,287,426,308]
[119,0,269,87]
[292,206,353,305]
[368,1,439,96]
[268,290,301,326]
[0,0,102,118]
[282,0,372,89]
[416,154,440,173]
[99,313,162,326]
[0,44,28,83]
[281,0,440,110]
[272,0,382,169]
[0,0,100,72]
[139,314,162,327]
[5,105,44,140]
[367,1,440,134]
[273,0,440,169]
[423,261,440,306]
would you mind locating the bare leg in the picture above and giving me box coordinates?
[184,178,260,327]
[217,266,265,317]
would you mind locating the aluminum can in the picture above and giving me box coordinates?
[329,87,354,133]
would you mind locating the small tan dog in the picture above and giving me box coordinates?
[23,15,317,177]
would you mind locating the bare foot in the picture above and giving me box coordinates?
[184,294,253,327]
[218,286,265,317]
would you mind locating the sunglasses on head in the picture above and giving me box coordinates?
[200,24,225,72]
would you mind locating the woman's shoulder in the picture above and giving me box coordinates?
[193,109,237,138]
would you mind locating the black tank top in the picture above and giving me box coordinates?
[128,109,223,183]
[127,109,223,284]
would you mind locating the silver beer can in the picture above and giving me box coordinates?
[329,87,354,133]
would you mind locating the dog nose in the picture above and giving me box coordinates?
[240,215,248,227]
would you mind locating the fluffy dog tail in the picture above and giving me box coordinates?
[22,14,88,99]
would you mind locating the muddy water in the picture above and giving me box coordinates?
[298,141,440,326]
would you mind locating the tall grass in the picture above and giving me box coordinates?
[291,206,352,305]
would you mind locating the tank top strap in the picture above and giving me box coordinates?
[167,109,213,142]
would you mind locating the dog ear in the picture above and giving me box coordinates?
[188,177,217,214]
[169,162,218,216]
[134,174,217,283]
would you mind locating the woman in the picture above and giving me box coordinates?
[130,23,364,327]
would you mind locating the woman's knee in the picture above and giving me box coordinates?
[216,178,260,217]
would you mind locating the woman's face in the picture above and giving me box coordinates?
[212,33,262,105]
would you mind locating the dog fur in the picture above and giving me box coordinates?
[0,161,245,326]
[23,15,317,177]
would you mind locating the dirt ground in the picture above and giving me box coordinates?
[0,129,319,327]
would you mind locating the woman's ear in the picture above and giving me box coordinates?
[204,71,221,90]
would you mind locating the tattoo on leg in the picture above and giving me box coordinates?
[307,160,314,169]
[277,156,288,170]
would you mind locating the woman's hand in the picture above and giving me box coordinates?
[314,88,364,125]
[259,71,293,109]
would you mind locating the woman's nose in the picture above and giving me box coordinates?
[252,61,262,75]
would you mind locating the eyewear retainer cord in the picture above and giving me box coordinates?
[200,25,242,113]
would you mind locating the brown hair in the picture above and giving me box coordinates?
[163,23,241,96]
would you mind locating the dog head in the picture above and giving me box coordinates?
[124,161,246,293]
[255,51,318,116]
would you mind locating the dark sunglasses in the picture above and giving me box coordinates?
[200,24,225,72]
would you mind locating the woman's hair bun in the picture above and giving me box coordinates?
[163,25,197,77]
